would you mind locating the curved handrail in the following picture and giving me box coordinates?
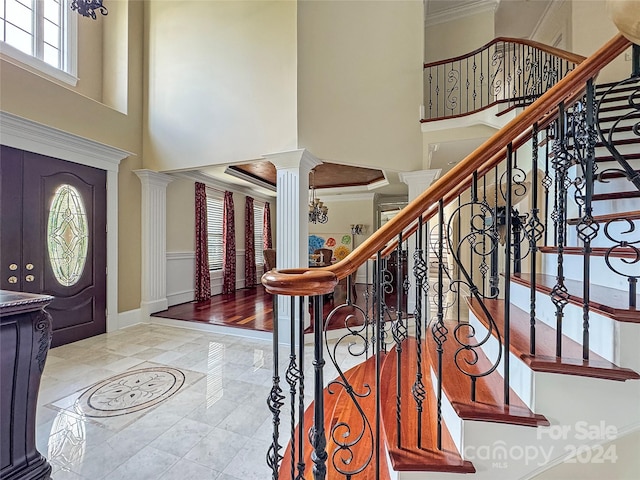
[422,36,588,122]
[263,34,631,296]
[423,36,586,69]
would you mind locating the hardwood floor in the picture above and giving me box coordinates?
[151,283,375,333]
[152,286,274,332]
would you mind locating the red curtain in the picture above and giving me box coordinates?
[194,182,211,302]
[245,197,256,287]
[263,201,272,249]
[222,191,236,294]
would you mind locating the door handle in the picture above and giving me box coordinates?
[25,275,35,282]
[8,276,17,284]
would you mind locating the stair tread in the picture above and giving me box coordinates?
[591,191,640,201]
[425,320,549,427]
[512,273,640,323]
[596,82,640,93]
[597,93,639,104]
[567,210,640,224]
[597,111,640,124]
[381,337,475,473]
[595,152,640,163]
[279,357,391,480]
[468,298,640,381]
[539,246,640,259]
[597,169,640,181]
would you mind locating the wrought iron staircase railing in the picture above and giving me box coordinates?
[422,37,587,122]
[263,34,638,480]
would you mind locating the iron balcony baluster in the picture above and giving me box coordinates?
[391,233,407,448]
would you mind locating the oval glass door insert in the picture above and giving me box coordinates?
[47,184,89,287]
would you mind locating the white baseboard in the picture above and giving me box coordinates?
[118,308,142,329]
[167,289,194,306]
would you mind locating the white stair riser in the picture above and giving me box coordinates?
[541,252,636,293]
[468,309,536,409]
[509,280,618,364]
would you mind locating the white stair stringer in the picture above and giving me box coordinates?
[394,310,640,480]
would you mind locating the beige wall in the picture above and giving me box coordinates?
[297,0,423,173]
[531,0,631,83]
[143,0,298,172]
[166,178,196,252]
[0,0,144,312]
[425,10,495,63]
[571,0,632,83]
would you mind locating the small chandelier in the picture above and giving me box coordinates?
[71,0,108,19]
[309,170,328,224]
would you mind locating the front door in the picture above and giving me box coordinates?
[1,145,107,347]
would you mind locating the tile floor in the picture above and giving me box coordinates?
[36,322,361,479]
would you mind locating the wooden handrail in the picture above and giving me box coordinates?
[262,34,630,296]
[423,36,587,69]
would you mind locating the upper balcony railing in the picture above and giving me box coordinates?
[422,37,586,122]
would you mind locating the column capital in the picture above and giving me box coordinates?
[134,169,174,188]
[399,169,442,189]
[263,149,322,173]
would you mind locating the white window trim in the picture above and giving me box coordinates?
[0,0,78,86]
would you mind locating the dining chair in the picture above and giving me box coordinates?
[314,248,333,266]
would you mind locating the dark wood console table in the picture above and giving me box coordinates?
[0,291,53,480]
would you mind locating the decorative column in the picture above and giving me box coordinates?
[399,169,442,314]
[264,149,321,333]
[134,170,173,319]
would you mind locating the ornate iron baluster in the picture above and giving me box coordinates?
[503,144,513,406]
[542,125,553,246]
[526,124,545,355]
[412,218,427,449]
[309,295,327,480]
[286,296,301,480]
[576,80,599,360]
[432,201,447,450]
[392,234,407,448]
[296,297,306,480]
[267,295,285,479]
[551,104,571,358]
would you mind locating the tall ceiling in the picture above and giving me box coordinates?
[199,0,554,196]
[425,0,553,38]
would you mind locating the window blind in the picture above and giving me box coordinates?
[206,189,224,271]
[254,201,264,267]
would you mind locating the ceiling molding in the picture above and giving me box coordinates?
[316,192,376,203]
[0,111,132,172]
[425,0,500,27]
[171,171,276,201]
[224,166,277,192]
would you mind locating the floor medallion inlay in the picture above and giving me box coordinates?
[74,367,185,417]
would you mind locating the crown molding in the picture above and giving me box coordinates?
[172,171,276,201]
[425,0,500,27]
[0,111,132,172]
[315,192,376,203]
